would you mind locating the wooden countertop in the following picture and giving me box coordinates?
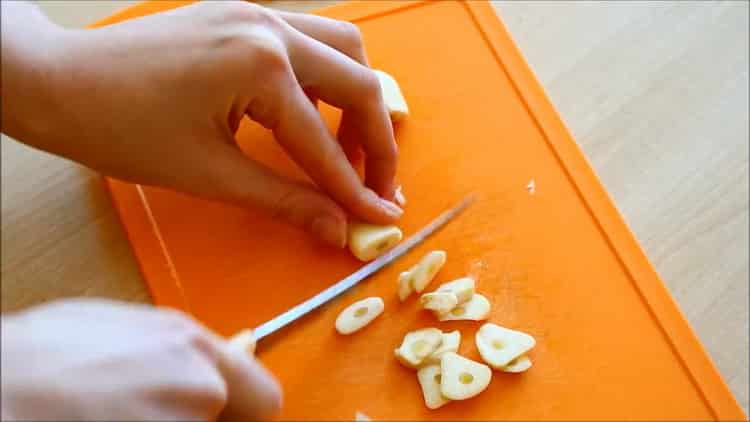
[3,0,747,413]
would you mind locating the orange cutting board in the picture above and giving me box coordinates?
[99,1,745,420]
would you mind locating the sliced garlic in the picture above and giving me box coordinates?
[335,297,384,335]
[420,292,458,314]
[397,273,413,302]
[436,277,475,304]
[500,355,532,373]
[398,251,447,302]
[439,352,492,400]
[417,364,450,409]
[394,328,443,369]
[437,293,490,321]
[475,323,536,368]
[423,330,461,365]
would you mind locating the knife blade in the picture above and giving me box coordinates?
[250,194,475,342]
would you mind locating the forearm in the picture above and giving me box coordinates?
[1,2,69,150]
[0,1,400,245]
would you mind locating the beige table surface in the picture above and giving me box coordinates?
[2,0,748,414]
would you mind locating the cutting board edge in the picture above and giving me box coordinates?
[460,1,745,419]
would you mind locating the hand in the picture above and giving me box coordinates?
[0,299,281,421]
[1,1,401,247]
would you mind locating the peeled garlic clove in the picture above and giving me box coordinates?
[348,222,402,261]
[335,297,384,335]
[439,352,492,400]
[475,323,536,368]
[394,328,443,368]
[374,70,409,122]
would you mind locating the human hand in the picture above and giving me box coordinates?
[1,1,400,247]
[0,299,281,421]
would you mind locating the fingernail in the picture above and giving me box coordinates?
[394,185,407,207]
[378,197,403,219]
[311,215,346,248]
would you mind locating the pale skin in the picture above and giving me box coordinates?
[1,1,401,420]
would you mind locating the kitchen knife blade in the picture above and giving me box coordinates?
[250,194,475,342]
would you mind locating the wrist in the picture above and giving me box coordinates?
[1,4,74,148]
[1,316,22,421]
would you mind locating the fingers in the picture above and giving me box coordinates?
[337,115,364,164]
[283,26,398,199]
[194,141,349,247]
[214,344,283,422]
[269,74,402,224]
[225,7,400,225]
[276,12,370,168]
[184,322,281,422]
[337,105,391,194]
[277,11,369,65]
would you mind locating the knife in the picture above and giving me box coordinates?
[228,194,475,352]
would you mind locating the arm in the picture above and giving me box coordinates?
[0,2,66,147]
[1,1,401,247]
[1,299,281,420]
[2,2,403,419]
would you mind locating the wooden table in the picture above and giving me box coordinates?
[3,0,747,413]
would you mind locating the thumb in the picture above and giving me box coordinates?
[215,344,283,422]
[191,141,348,248]
[197,329,282,422]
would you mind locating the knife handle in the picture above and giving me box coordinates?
[227,329,256,355]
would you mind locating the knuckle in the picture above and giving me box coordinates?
[247,98,281,130]
[255,46,288,71]
[247,35,289,73]
[336,21,365,56]
[378,138,398,163]
[219,29,288,80]
[159,308,199,333]
[224,1,276,26]
[182,364,228,416]
[269,186,303,223]
[270,187,343,237]
[353,187,377,212]
[216,6,288,73]
[163,315,221,363]
[338,21,363,43]
[195,382,228,416]
[359,68,383,99]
